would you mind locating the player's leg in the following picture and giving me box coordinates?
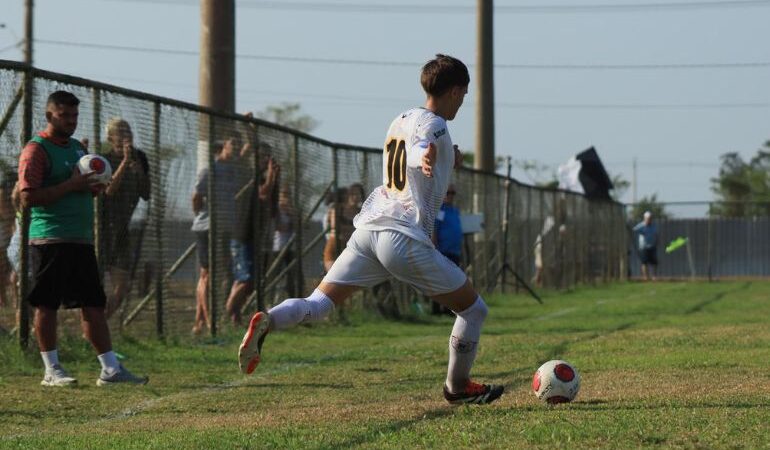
[430,280,502,404]
[238,282,357,374]
[376,231,503,404]
[239,229,388,374]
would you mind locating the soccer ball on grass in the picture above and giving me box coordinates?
[532,359,580,404]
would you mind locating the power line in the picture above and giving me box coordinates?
[0,41,22,54]
[36,39,770,70]
[106,0,770,14]
[497,102,770,109]
[38,68,770,111]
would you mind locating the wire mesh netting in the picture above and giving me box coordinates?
[0,61,627,340]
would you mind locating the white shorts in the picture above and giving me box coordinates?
[323,229,467,296]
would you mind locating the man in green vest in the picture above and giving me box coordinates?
[18,90,147,386]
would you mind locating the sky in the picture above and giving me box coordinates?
[1,0,768,215]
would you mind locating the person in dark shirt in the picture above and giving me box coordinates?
[221,138,280,327]
[101,118,150,319]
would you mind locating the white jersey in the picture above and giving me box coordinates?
[354,108,455,246]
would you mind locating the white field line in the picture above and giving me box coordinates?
[533,288,656,321]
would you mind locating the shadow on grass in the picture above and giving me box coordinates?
[316,407,456,449]
[0,410,41,419]
[685,281,751,315]
[541,321,635,362]
[245,381,356,390]
[564,399,768,411]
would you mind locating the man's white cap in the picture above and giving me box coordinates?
[643,211,652,219]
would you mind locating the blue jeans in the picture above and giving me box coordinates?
[230,240,254,283]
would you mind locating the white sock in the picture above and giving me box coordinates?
[41,350,59,371]
[97,351,121,375]
[268,289,335,330]
[446,296,488,393]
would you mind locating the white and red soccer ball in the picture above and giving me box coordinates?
[532,359,581,404]
[77,154,112,186]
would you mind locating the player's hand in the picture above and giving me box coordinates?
[67,167,98,192]
[421,142,437,178]
[453,145,463,169]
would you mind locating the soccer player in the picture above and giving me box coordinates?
[238,54,503,405]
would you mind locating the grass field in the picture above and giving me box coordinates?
[1,281,770,449]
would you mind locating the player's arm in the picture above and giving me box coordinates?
[191,168,208,215]
[412,119,448,178]
[18,143,95,208]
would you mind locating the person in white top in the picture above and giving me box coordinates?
[238,54,503,405]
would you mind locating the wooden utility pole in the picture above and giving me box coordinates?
[475,0,495,173]
[24,0,33,64]
[199,0,235,113]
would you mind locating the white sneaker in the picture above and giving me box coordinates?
[41,365,77,387]
[96,364,148,386]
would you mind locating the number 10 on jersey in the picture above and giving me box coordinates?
[385,138,407,192]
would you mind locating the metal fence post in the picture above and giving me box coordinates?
[293,135,304,295]
[208,116,218,337]
[152,101,163,338]
[707,202,713,282]
[252,125,264,312]
[18,64,33,349]
[500,159,512,293]
[92,88,104,281]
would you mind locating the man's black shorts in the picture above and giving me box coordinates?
[640,247,658,266]
[27,243,107,310]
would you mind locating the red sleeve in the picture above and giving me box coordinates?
[18,143,48,191]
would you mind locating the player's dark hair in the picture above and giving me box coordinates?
[46,90,80,107]
[420,54,470,97]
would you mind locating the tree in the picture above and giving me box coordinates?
[255,103,319,133]
[610,174,630,202]
[512,159,555,185]
[629,194,669,221]
[711,141,770,217]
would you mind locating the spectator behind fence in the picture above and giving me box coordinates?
[633,211,659,281]
[0,170,15,307]
[191,138,240,334]
[323,184,364,272]
[224,146,280,326]
[18,90,146,386]
[431,184,463,314]
[101,118,151,319]
[270,186,297,300]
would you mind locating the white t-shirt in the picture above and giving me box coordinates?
[354,108,455,246]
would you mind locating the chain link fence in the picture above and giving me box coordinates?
[627,201,770,279]
[0,60,627,342]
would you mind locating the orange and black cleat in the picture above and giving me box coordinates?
[238,311,270,374]
[443,380,504,405]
